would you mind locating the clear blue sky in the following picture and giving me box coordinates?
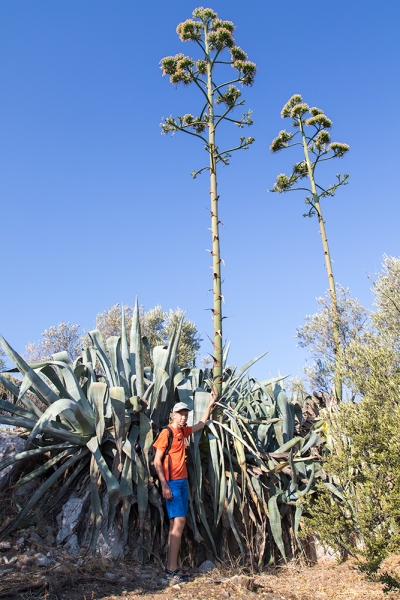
[1,0,399,381]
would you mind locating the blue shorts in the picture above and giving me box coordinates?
[166,478,189,519]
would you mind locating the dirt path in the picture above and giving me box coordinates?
[2,557,400,600]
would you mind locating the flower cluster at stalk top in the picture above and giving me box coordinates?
[270,93,350,158]
[160,7,257,87]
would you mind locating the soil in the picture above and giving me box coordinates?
[1,555,400,600]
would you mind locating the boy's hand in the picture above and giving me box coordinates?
[210,388,218,406]
[162,482,173,500]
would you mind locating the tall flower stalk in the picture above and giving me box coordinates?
[270,95,349,400]
[160,7,256,394]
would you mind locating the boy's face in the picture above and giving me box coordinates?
[171,409,189,428]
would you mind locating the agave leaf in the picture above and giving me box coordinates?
[14,447,78,488]
[212,421,269,472]
[0,374,20,397]
[86,436,120,526]
[0,375,43,419]
[139,413,153,471]
[274,386,295,444]
[300,430,323,455]
[88,454,103,551]
[120,306,132,385]
[0,400,38,421]
[149,366,169,423]
[142,336,152,362]
[222,352,268,397]
[48,361,94,419]
[294,503,303,542]
[230,420,247,491]
[0,337,60,406]
[187,485,203,543]
[299,462,316,497]
[0,448,88,538]
[268,493,286,559]
[88,329,116,386]
[90,382,107,444]
[0,414,87,445]
[227,474,244,558]
[223,341,231,367]
[274,437,303,454]
[207,433,220,522]
[110,386,126,476]
[0,442,74,472]
[47,454,90,511]
[177,378,194,426]
[207,422,226,525]
[120,454,133,497]
[107,336,121,387]
[27,399,94,443]
[130,297,144,397]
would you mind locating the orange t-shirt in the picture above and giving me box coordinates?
[153,425,192,481]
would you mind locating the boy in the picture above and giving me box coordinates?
[153,389,217,582]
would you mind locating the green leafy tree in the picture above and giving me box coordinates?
[25,322,82,363]
[297,285,368,395]
[160,7,256,394]
[94,304,201,368]
[270,94,349,399]
[26,306,201,369]
[302,257,400,576]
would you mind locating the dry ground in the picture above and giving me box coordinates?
[2,555,400,600]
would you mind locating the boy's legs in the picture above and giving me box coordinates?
[165,478,189,573]
[167,516,186,571]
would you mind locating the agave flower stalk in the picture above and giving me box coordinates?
[270,95,350,400]
[160,7,256,394]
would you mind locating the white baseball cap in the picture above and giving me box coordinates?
[173,402,191,412]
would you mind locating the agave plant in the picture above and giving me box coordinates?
[0,300,324,565]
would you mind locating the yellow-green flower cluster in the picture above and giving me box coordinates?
[281,94,303,118]
[207,28,235,51]
[293,161,308,179]
[272,173,292,192]
[196,59,207,74]
[213,19,235,33]
[305,114,333,128]
[290,103,309,118]
[329,142,350,157]
[160,54,195,86]
[192,7,217,21]
[270,129,294,152]
[230,46,247,62]
[314,130,331,150]
[176,19,202,42]
[232,60,257,85]
[215,85,241,107]
[309,107,324,116]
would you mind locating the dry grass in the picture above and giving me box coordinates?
[2,555,400,600]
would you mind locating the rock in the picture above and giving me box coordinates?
[8,556,18,565]
[64,534,80,556]
[0,432,25,485]
[230,575,255,591]
[159,578,168,585]
[35,553,51,567]
[197,560,217,573]
[16,536,25,546]
[104,572,117,581]
[29,532,42,544]
[0,542,11,551]
[172,583,181,589]
[141,573,152,579]
[56,497,86,544]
